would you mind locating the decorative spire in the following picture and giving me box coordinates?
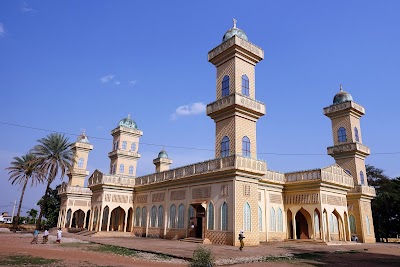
[233,18,237,28]
[339,84,343,91]
[128,113,131,119]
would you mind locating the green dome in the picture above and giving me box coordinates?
[119,114,137,129]
[333,85,353,105]
[222,19,248,42]
[158,149,168,159]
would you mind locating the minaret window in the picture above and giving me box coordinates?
[360,171,365,185]
[243,202,251,231]
[354,127,360,142]
[158,206,164,228]
[221,136,230,157]
[78,158,84,168]
[122,141,127,150]
[345,169,352,176]
[131,142,136,151]
[113,141,119,150]
[222,75,230,97]
[242,75,249,96]
[129,165,134,175]
[111,164,116,174]
[119,164,124,173]
[221,202,228,231]
[338,127,347,142]
[208,202,214,230]
[242,136,251,157]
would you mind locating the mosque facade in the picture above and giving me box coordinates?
[57,22,376,245]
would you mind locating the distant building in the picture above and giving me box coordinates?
[57,21,376,245]
[0,212,12,223]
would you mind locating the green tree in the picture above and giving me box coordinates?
[367,165,400,242]
[26,208,38,224]
[32,133,73,229]
[37,185,61,227]
[5,153,43,232]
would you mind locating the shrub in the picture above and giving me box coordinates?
[189,245,216,267]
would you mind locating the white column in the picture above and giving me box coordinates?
[292,212,297,240]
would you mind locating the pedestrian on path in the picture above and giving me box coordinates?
[31,229,39,244]
[42,229,49,244]
[238,230,245,251]
[56,228,62,244]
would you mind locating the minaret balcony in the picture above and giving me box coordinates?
[67,168,89,176]
[58,182,92,196]
[73,142,93,150]
[207,93,266,120]
[327,142,370,157]
[323,101,365,118]
[350,185,376,197]
[108,149,141,159]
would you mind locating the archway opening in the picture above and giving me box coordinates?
[314,209,321,240]
[295,208,311,239]
[101,206,109,231]
[72,209,85,228]
[126,208,133,232]
[85,210,90,229]
[287,209,293,239]
[66,209,72,228]
[191,204,205,239]
[110,207,126,232]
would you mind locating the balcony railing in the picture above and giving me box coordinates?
[207,93,266,117]
[88,172,136,187]
[327,142,370,156]
[262,170,285,184]
[285,167,354,188]
[58,182,92,195]
[350,185,376,197]
[108,149,141,158]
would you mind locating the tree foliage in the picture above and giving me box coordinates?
[189,245,216,267]
[367,165,400,241]
[37,185,61,227]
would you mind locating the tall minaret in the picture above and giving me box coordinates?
[324,85,376,243]
[108,115,143,177]
[207,19,266,158]
[68,131,93,187]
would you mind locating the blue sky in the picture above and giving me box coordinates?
[1,1,399,216]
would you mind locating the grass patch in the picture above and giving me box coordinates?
[90,244,138,257]
[2,255,59,266]
[293,252,326,260]
[157,253,172,260]
[261,255,294,262]
[333,249,362,254]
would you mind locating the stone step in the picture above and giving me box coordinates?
[180,238,212,244]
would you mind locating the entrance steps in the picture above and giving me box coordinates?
[91,231,135,238]
[284,239,359,245]
[75,230,96,236]
[180,237,212,244]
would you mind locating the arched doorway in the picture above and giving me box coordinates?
[287,209,293,239]
[66,209,72,228]
[314,209,321,240]
[101,206,109,231]
[110,207,126,232]
[195,205,205,238]
[92,207,99,231]
[295,208,311,239]
[85,210,90,229]
[126,208,133,232]
[72,209,85,228]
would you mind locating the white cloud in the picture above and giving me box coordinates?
[21,1,36,13]
[0,23,5,37]
[171,102,206,120]
[129,80,137,86]
[100,74,115,83]
[114,80,121,85]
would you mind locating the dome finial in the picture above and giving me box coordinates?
[339,84,343,92]
[233,18,237,28]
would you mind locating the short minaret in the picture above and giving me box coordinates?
[207,19,266,159]
[68,131,93,187]
[324,85,376,243]
[153,149,172,172]
[108,115,143,177]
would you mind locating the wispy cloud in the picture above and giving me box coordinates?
[170,102,206,120]
[100,74,115,83]
[21,1,36,13]
[129,80,137,86]
[114,80,121,85]
[0,23,5,37]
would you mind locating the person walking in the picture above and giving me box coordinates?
[56,228,62,244]
[31,229,39,244]
[238,230,245,251]
[42,229,49,244]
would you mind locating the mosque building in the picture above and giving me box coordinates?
[57,21,376,245]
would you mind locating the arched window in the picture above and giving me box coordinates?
[169,205,176,228]
[258,206,262,231]
[349,215,356,234]
[78,158,84,168]
[141,207,147,227]
[354,127,360,142]
[330,214,338,233]
[158,206,164,228]
[270,207,276,231]
[135,207,140,226]
[221,136,230,157]
[113,141,119,150]
[242,74,249,96]
[129,165,134,175]
[119,164,124,173]
[360,171,365,185]
[189,206,195,219]
[242,136,251,157]
[338,127,347,142]
[131,142,136,151]
[221,202,228,231]
[208,203,214,230]
[244,202,251,231]
[277,208,283,232]
[222,75,230,97]
[178,204,185,228]
[122,141,127,150]
[314,211,320,233]
[150,206,157,227]
[345,169,352,176]
[111,164,116,174]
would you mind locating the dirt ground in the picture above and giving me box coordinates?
[0,231,400,267]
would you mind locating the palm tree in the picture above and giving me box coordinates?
[6,153,43,232]
[27,208,38,224]
[32,133,73,229]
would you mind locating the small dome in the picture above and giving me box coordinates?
[157,149,168,159]
[222,19,248,42]
[118,114,137,129]
[77,131,90,143]
[333,85,353,105]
